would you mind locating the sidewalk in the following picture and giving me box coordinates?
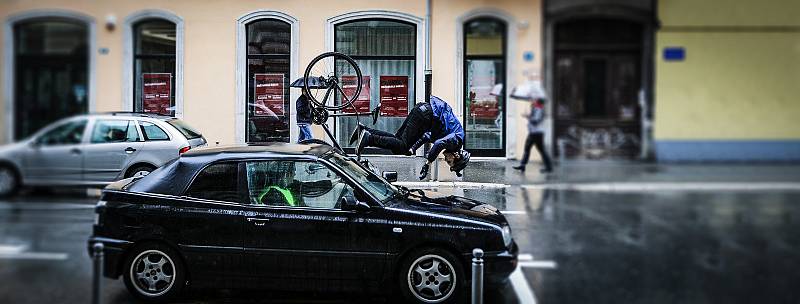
[363,156,800,186]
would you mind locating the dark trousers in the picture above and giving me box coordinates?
[520,132,552,170]
[364,103,433,155]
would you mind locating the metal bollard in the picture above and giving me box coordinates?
[471,248,484,304]
[92,242,104,304]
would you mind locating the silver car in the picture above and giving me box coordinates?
[0,113,207,197]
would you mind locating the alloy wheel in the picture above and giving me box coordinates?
[129,250,176,297]
[407,254,456,303]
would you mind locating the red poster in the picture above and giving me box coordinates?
[142,73,172,115]
[341,76,371,114]
[379,76,409,117]
[254,74,285,116]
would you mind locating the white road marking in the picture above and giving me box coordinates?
[0,252,69,260]
[0,244,27,254]
[518,253,534,261]
[522,182,800,192]
[500,210,527,215]
[519,260,558,269]
[510,266,537,304]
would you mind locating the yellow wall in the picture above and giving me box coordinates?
[655,0,800,140]
[0,0,541,159]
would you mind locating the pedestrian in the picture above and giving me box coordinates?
[296,93,313,143]
[350,96,470,179]
[513,98,553,173]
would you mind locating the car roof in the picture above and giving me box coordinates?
[183,143,333,159]
[69,112,176,121]
[127,143,335,196]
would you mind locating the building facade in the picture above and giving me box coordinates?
[1,0,542,161]
[1,0,798,162]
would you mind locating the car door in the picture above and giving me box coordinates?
[179,161,249,289]
[241,159,374,292]
[81,119,144,182]
[23,118,88,182]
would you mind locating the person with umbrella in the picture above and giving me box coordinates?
[290,77,326,143]
[510,80,553,173]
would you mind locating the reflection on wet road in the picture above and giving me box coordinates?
[2,187,800,303]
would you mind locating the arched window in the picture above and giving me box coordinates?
[133,19,177,115]
[463,17,507,157]
[334,19,417,153]
[245,19,291,143]
[13,17,89,139]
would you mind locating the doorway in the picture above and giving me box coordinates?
[552,18,643,159]
[13,18,89,139]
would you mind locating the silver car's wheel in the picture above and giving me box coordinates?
[407,254,457,303]
[0,166,19,197]
[129,250,176,297]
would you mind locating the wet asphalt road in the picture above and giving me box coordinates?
[2,186,800,303]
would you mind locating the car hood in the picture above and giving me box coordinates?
[388,189,508,226]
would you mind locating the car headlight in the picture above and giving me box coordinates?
[502,226,513,247]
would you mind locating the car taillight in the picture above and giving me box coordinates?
[179,146,191,155]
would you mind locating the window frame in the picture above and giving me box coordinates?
[89,119,142,144]
[462,16,508,158]
[137,120,171,141]
[332,17,418,155]
[243,18,292,144]
[122,10,184,118]
[183,161,248,204]
[131,18,177,116]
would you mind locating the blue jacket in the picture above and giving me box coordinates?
[413,96,465,161]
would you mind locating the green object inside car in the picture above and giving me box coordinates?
[258,186,297,206]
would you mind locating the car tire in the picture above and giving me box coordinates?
[122,243,185,303]
[0,165,20,198]
[398,247,465,304]
[125,164,156,179]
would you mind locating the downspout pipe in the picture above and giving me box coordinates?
[425,0,432,104]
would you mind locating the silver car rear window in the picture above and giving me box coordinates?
[166,119,202,140]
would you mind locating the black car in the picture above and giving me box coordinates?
[88,143,518,303]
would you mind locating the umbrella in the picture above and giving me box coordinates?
[290,77,328,89]
[510,80,547,101]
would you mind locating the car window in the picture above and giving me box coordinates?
[325,153,396,202]
[139,121,170,141]
[91,120,140,143]
[246,160,354,209]
[166,119,202,139]
[185,162,240,202]
[36,119,87,146]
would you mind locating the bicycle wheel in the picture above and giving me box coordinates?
[303,52,363,111]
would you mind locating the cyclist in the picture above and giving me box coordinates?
[350,96,470,180]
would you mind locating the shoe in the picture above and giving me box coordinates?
[356,130,371,156]
[349,123,364,145]
[512,165,526,172]
[540,168,553,174]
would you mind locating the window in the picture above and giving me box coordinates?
[246,160,355,209]
[138,121,169,141]
[36,119,87,146]
[14,18,89,139]
[166,119,202,139]
[133,19,176,116]
[91,120,140,143]
[334,19,416,153]
[325,152,395,202]
[185,162,241,202]
[463,17,507,156]
[245,19,291,143]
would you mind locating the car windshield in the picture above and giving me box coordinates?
[325,152,397,202]
[166,119,203,139]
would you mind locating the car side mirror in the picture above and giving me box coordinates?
[340,196,370,212]
[382,171,398,183]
